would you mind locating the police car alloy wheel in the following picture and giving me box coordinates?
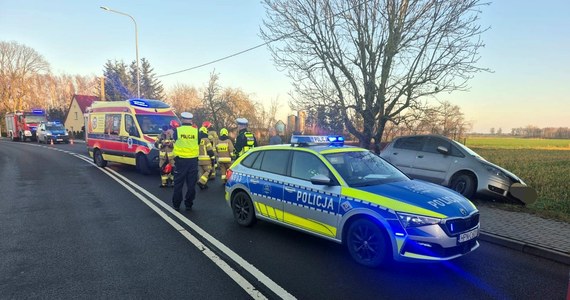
[232,191,256,227]
[346,218,390,267]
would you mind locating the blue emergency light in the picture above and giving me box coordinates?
[32,109,45,115]
[129,99,170,109]
[290,135,344,147]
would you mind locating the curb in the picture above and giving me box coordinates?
[480,231,570,266]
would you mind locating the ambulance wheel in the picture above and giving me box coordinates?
[94,149,107,168]
[136,154,151,175]
[346,218,390,268]
[231,191,256,227]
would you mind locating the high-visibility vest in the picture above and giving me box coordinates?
[238,131,256,157]
[173,125,199,158]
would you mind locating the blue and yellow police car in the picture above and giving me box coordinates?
[225,135,479,267]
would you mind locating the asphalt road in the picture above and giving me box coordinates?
[1,139,569,299]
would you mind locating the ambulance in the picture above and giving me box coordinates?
[86,99,179,174]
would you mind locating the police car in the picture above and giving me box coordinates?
[225,136,479,267]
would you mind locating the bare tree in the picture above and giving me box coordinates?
[261,0,489,152]
[165,83,202,114]
[0,41,50,112]
[202,70,228,130]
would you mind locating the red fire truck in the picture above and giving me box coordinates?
[4,109,48,142]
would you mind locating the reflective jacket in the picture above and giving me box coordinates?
[235,128,257,157]
[173,125,199,158]
[216,137,235,163]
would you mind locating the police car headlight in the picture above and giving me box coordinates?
[397,212,441,228]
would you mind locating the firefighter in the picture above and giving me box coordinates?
[155,121,178,187]
[216,128,235,183]
[234,118,257,159]
[203,121,219,180]
[197,125,215,189]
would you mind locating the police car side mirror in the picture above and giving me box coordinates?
[310,174,332,186]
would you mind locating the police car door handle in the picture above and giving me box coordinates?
[250,179,259,184]
[284,187,295,193]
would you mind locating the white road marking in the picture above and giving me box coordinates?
[68,152,296,300]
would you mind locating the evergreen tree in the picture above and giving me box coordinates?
[133,58,165,99]
[102,60,133,101]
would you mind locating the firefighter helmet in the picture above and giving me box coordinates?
[199,126,208,134]
[202,121,212,128]
[220,128,229,136]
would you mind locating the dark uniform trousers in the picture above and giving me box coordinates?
[172,157,198,209]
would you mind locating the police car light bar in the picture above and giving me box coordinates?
[290,135,344,146]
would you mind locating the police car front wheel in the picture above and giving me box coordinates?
[346,218,390,268]
[231,191,256,227]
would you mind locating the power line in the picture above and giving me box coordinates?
[156,0,371,78]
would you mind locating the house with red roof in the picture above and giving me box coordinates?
[64,94,99,133]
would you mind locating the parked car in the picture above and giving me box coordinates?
[225,135,480,267]
[36,122,69,144]
[380,134,536,204]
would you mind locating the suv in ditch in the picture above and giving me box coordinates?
[380,134,536,204]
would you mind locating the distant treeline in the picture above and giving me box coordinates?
[510,126,570,139]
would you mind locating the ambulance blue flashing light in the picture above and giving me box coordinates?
[32,109,45,115]
[129,99,150,108]
[128,99,170,109]
[290,135,344,147]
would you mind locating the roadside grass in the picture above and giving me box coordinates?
[470,147,570,222]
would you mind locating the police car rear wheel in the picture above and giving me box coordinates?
[346,218,389,268]
[232,191,256,227]
[94,149,107,168]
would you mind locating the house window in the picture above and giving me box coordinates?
[75,112,78,120]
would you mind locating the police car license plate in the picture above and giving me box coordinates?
[458,228,478,243]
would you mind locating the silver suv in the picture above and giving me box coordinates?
[380,134,536,204]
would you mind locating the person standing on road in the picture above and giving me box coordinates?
[156,121,177,187]
[216,128,235,183]
[234,118,257,159]
[203,121,219,180]
[268,127,282,145]
[197,126,216,190]
[171,112,199,211]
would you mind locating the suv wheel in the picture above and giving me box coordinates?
[451,174,476,199]
[231,191,256,227]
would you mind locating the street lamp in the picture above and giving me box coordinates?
[100,6,140,98]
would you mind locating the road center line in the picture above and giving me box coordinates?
[70,152,295,300]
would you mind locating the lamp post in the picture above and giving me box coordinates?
[100,6,140,98]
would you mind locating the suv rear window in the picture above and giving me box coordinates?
[393,136,426,151]
[240,151,260,168]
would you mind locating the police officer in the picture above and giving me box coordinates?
[156,121,178,187]
[234,118,257,158]
[171,112,199,211]
[197,126,216,189]
[216,128,235,183]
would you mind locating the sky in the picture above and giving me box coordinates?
[1,0,569,133]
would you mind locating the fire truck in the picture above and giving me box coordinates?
[4,109,48,142]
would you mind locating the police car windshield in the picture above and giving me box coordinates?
[136,115,178,135]
[324,151,408,187]
[46,124,65,130]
